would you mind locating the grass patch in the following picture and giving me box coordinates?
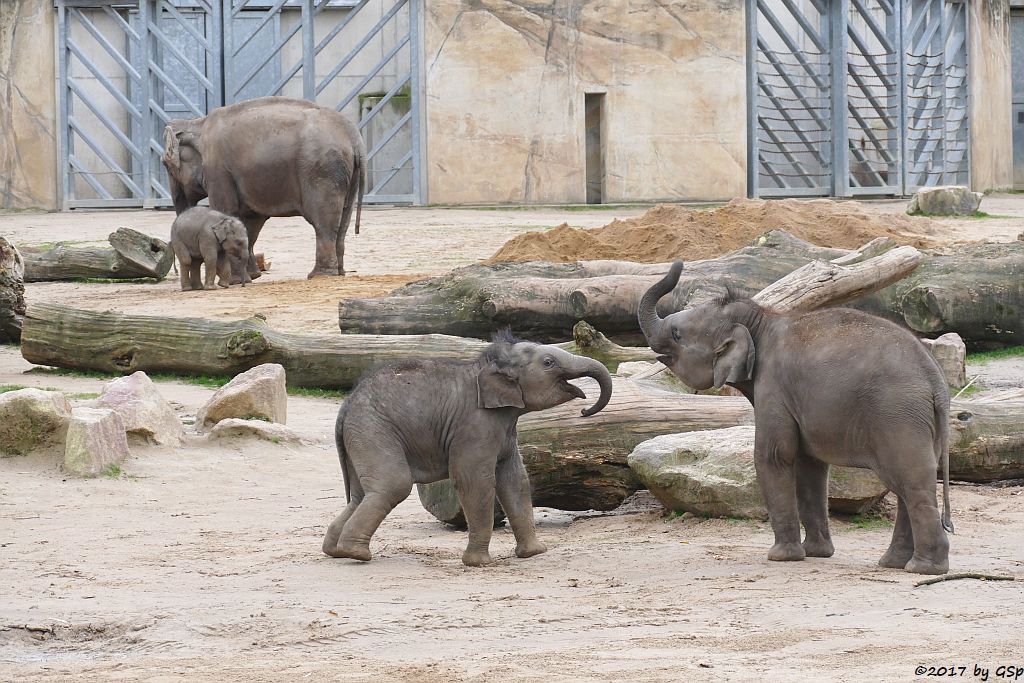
[76,277,160,285]
[68,392,100,400]
[845,513,893,530]
[0,384,29,394]
[966,346,1024,363]
[102,463,122,478]
[952,382,983,398]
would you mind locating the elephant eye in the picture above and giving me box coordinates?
[543,356,556,369]
[671,328,681,342]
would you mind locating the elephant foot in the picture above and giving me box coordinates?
[218,281,230,289]
[325,541,372,562]
[307,267,340,279]
[203,284,219,291]
[878,547,914,569]
[905,555,948,575]
[767,542,806,562]
[515,540,548,559]
[802,538,835,558]
[462,549,494,567]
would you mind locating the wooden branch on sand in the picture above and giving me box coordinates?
[20,228,174,282]
[914,572,1016,587]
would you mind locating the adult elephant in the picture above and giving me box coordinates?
[162,96,365,279]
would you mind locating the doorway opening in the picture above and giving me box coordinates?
[584,93,605,204]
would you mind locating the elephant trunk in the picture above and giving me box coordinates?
[638,260,684,347]
[571,356,613,417]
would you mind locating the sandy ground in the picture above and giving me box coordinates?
[1,198,1023,681]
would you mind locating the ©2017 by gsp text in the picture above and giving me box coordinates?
[915,665,1024,681]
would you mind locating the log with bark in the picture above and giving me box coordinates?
[339,231,1024,347]
[0,237,26,343]
[20,228,174,282]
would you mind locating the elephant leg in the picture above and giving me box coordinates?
[495,447,546,559]
[754,418,805,562]
[322,474,365,557]
[188,262,203,290]
[878,496,914,569]
[307,213,343,279]
[240,214,267,282]
[216,253,231,288]
[175,251,192,291]
[332,437,411,562]
[201,244,220,290]
[450,453,498,567]
[796,452,834,558]
[894,461,948,575]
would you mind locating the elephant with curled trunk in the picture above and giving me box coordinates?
[322,333,613,567]
[638,261,953,575]
[162,96,365,280]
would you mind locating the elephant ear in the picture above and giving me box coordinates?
[476,362,525,409]
[212,218,232,242]
[162,126,181,174]
[712,324,755,388]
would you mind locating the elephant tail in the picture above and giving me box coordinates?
[335,401,353,504]
[936,386,954,534]
[354,152,365,236]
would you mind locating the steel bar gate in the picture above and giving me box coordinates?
[55,0,420,208]
[747,0,969,197]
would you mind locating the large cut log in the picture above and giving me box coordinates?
[339,231,1024,347]
[948,391,1024,481]
[0,237,26,343]
[20,228,174,282]
[20,304,489,388]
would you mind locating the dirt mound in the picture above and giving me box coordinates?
[485,198,939,264]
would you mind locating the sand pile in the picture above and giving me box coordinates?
[486,198,939,264]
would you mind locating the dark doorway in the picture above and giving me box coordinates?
[585,93,604,204]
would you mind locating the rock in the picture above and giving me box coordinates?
[63,407,130,477]
[91,371,184,444]
[196,363,287,429]
[919,333,967,389]
[0,388,72,456]
[416,481,507,529]
[906,185,982,216]
[206,418,303,444]
[627,426,888,518]
[615,361,658,377]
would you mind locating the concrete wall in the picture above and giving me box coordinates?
[0,0,58,210]
[422,0,748,205]
[970,0,1014,192]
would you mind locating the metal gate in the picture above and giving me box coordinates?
[747,0,969,197]
[55,0,420,209]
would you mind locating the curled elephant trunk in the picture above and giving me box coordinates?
[572,356,613,417]
[638,260,684,346]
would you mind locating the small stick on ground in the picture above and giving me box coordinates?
[914,572,1016,587]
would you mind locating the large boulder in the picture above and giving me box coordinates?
[919,333,967,389]
[906,185,982,216]
[0,388,72,456]
[196,363,287,429]
[627,426,888,518]
[63,407,130,477]
[91,371,184,444]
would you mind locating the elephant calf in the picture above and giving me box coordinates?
[322,333,613,567]
[638,261,953,575]
[170,207,251,291]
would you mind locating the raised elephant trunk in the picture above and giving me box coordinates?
[638,260,684,347]
[572,356,613,417]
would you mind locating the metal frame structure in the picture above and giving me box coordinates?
[747,0,970,198]
[55,0,422,209]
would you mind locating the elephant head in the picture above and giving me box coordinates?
[212,216,251,286]
[162,119,208,214]
[638,260,757,391]
[476,334,613,417]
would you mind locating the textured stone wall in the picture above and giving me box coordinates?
[970,0,1014,192]
[422,0,747,204]
[0,0,57,210]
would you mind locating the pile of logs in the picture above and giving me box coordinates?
[19,228,173,282]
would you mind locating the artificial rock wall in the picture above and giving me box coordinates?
[422,0,748,204]
[0,0,58,210]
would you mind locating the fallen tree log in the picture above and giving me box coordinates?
[20,228,174,282]
[0,237,26,343]
[20,304,489,388]
[422,378,1024,518]
[340,231,1024,347]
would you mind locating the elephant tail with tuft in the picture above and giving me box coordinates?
[936,386,953,534]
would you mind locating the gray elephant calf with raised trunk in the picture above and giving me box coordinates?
[169,207,251,291]
[638,261,953,575]
[323,333,613,566]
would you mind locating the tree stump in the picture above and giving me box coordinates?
[20,228,174,282]
[0,237,26,343]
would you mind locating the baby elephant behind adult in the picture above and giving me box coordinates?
[323,335,613,567]
[638,261,953,575]
[170,207,250,291]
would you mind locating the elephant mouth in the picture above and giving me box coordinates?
[560,379,587,400]
[656,354,674,367]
